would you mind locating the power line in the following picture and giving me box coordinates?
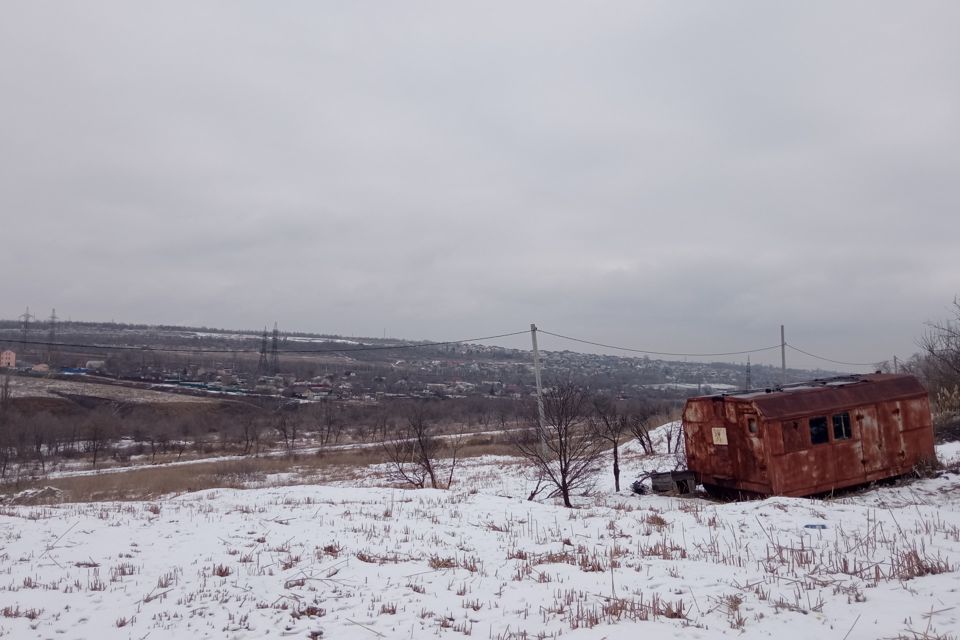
[0,330,531,356]
[538,329,782,357]
[785,344,878,367]
[3,325,881,369]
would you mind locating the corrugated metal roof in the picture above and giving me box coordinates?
[703,374,927,419]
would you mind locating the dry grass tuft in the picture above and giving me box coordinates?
[428,555,457,570]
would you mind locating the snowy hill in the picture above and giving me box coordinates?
[2,430,959,639]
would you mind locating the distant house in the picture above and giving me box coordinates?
[425,383,447,395]
[0,350,15,368]
[31,363,50,373]
[218,373,239,387]
[308,386,333,401]
[85,360,107,372]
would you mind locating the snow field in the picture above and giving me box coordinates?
[1,426,959,639]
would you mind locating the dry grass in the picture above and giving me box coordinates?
[5,449,379,502]
[456,433,525,458]
[2,435,526,503]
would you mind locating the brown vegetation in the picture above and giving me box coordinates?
[2,430,520,502]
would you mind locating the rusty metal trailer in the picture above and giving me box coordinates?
[682,374,936,498]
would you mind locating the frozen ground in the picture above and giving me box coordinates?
[2,426,960,639]
[4,375,212,403]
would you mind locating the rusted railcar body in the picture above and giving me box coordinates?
[682,374,935,497]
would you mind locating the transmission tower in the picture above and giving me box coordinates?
[256,327,269,379]
[47,308,59,366]
[744,356,752,390]
[18,306,34,354]
[270,322,280,375]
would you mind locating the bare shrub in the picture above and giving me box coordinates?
[510,382,603,508]
[379,405,462,489]
[625,402,660,455]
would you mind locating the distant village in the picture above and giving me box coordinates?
[0,324,840,405]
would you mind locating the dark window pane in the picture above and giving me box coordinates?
[809,416,829,445]
[833,413,852,440]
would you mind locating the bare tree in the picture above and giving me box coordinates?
[380,406,441,488]
[0,436,9,478]
[0,375,11,477]
[174,420,192,460]
[511,381,603,508]
[626,401,659,455]
[919,297,960,388]
[665,418,685,455]
[148,423,171,462]
[917,298,960,437]
[317,401,344,448]
[0,375,9,416]
[274,410,298,454]
[239,414,264,456]
[30,411,62,473]
[590,395,630,492]
[379,405,463,490]
[83,406,119,469]
[443,428,466,489]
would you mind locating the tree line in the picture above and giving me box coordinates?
[378,381,677,507]
[896,297,960,440]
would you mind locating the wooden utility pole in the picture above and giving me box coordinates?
[530,324,547,431]
[780,324,786,385]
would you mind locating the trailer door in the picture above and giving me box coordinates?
[856,407,884,474]
[738,410,768,484]
[708,399,736,479]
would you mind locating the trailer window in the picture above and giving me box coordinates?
[833,412,852,440]
[809,416,829,445]
[747,417,758,434]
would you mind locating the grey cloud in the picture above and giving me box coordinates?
[2,1,959,368]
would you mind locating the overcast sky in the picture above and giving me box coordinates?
[2,2,958,369]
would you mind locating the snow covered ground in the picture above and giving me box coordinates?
[2,426,960,639]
